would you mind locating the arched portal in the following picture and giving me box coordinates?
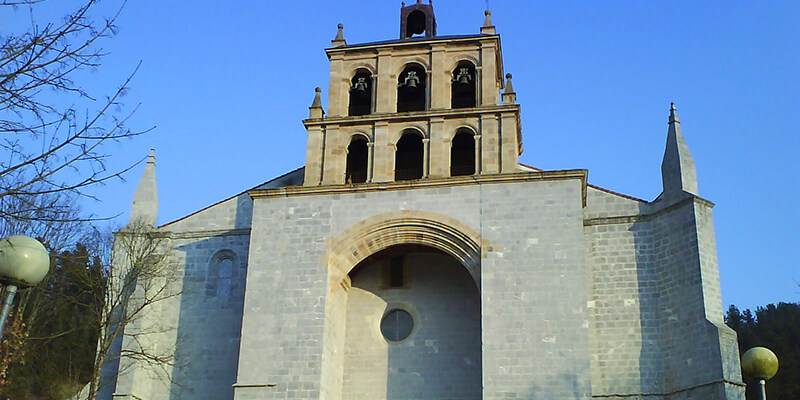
[342,244,481,400]
[320,211,484,400]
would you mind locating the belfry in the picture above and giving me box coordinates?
[105,3,746,400]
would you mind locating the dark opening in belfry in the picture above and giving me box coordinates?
[346,137,368,184]
[406,10,426,37]
[399,1,436,39]
[348,69,372,116]
[451,61,477,109]
[395,131,424,181]
[451,130,475,176]
[397,64,426,112]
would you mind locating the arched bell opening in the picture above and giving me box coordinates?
[348,69,372,116]
[397,64,427,112]
[394,131,424,181]
[405,10,427,38]
[451,61,477,109]
[341,244,482,400]
[450,129,476,176]
[346,137,368,184]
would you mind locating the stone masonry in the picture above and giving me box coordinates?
[104,3,745,400]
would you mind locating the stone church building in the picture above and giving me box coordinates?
[104,3,745,399]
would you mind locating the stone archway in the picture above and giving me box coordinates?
[320,211,485,400]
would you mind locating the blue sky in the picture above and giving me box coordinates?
[7,1,798,311]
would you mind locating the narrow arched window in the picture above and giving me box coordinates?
[397,64,427,112]
[346,137,368,184]
[451,130,475,176]
[451,61,476,109]
[395,131,424,181]
[208,250,235,299]
[348,69,372,116]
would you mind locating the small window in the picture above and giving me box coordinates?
[217,258,233,299]
[389,256,404,287]
[208,250,236,299]
[348,69,372,116]
[381,309,414,341]
[397,65,427,112]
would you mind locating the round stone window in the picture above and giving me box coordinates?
[381,309,414,341]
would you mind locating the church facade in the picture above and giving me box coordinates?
[105,3,745,399]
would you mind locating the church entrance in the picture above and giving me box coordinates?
[340,244,482,400]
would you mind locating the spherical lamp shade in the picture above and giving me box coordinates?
[741,347,779,380]
[0,236,51,286]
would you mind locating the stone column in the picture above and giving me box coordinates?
[322,125,341,185]
[375,48,395,113]
[430,44,448,109]
[474,134,482,174]
[372,121,392,182]
[480,114,499,173]
[428,117,446,178]
[367,142,375,182]
[328,53,346,117]
[480,40,499,106]
[422,138,430,178]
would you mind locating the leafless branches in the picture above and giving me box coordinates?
[84,221,179,399]
[0,0,150,223]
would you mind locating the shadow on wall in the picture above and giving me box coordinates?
[168,233,249,399]
[632,201,665,396]
[342,247,482,400]
[167,193,253,399]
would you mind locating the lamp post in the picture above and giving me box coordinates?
[741,346,779,400]
[0,235,50,339]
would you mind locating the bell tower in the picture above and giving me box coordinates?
[302,3,522,186]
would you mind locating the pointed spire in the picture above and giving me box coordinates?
[660,102,698,202]
[130,148,158,226]
[331,23,346,47]
[481,9,496,34]
[308,87,324,119]
[501,73,516,105]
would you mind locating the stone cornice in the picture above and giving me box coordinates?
[325,34,500,57]
[584,195,715,227]
[302,105,521,127]
[249,170,588,207]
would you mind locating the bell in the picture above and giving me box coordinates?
[406,79,417,89]
[458,74,471,85]
[351,77,368,92]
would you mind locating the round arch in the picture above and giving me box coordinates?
[346,63,377,76]
[348,131,372,143]
[325,210,484,288]
[451,124,478,140]
[396,59,430,75]
[447,55,480,72]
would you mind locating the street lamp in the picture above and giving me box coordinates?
[0,235,50,339]
[741,346,779,400]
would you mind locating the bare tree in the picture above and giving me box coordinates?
[84,221,180,400]
[0,0,148,224]
[0,220,180,400]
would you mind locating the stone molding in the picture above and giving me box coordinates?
[250,169,588,205]
[324,209,485,289]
